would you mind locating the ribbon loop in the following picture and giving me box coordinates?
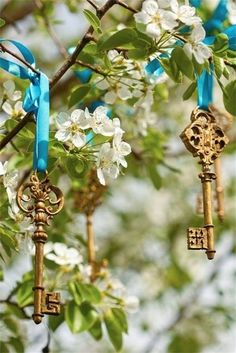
[0,39,49,172]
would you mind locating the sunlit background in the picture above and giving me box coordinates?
[0,1,236,353]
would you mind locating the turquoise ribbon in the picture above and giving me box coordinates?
[190,0,234,110]
[0,39,49,172]
[68,47,92,83]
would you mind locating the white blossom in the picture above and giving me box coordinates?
[88,106,123,136]
[8,199,34,233]
[96,143,119,185]
[0,161,8,176]
[79,264,93,281]
[171,2,202,25]
[184,25,212,64]
[55,109,89,148]
[3,170,19,204]
[2,100,26,119]
[113,132,131,168]
[134,0,178,38]
[123,295,140,313]
[3,80,22,101]
[45,242,83,267]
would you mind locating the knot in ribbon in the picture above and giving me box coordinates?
[0,39,49,172]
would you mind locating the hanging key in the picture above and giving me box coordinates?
[180,108,228,260]
[16,171,64,324]
[209,105,232,222]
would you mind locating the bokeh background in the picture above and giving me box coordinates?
[0,1,236,353]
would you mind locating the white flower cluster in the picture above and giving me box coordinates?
[55,106,131,185]
[0,80,25,119]
[44,242,83,267]
[105,277,140,313]
[96,50,144,104]
[134,0,211,64]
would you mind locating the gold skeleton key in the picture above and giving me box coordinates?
[180,108,228,260]
[209,104,233,222]
[16,172,64,324]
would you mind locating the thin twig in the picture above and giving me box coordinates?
[87,0,98,10]
[75,60,106,76]
[34,0,68,59]
[0,43,39,74]
[0,299,31,319]
[115,0,138,13]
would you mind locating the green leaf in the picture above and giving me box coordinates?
[148,164,162,190]
[89,318,103,340]
[0,18,6,27]
[75,282,102,304]
[171,47,194,80]
[65,300,98,333]
[5,119,19,131]
[104,309,123,352]
[223,66,230,79]
[168,334,201,353]
[83,9,102,34]
[213,55,224,79]
[183,82,197,100]
[99,28,138,51]
[8,337,24,353]
[79,301,98,330]
[0,342,10,353]
[16,278,33,307]
[213,33,229,55]
[69,281,82,305]
[192,57,204,76]
[161,57,182,83]
[68,84,91,108]
[154,83,169,101]
[128,48,148,60]
[0,266,4,281]
[111,308,128,334]
[65,300,84,333]
[223,80,236,115]
[48,307,65,331]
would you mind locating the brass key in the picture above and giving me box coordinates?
[180,108,228,260]
[16,172,64,323]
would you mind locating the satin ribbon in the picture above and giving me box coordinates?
[68,47,92,83]
[190,0,228,33]
[190,0,234,110]
[0,39,49,172]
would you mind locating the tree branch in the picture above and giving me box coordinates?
[0,44,39,75]
[75,60,106,76]
[0,299,31,319]
[34,0,68,59]
[0,0,118,152]
[115,0,138,13]
[87,0,99,10]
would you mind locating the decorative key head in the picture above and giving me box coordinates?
[180,108,229,165]
[16,171,64,223]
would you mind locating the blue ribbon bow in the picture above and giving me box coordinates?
[0,39,49,172]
